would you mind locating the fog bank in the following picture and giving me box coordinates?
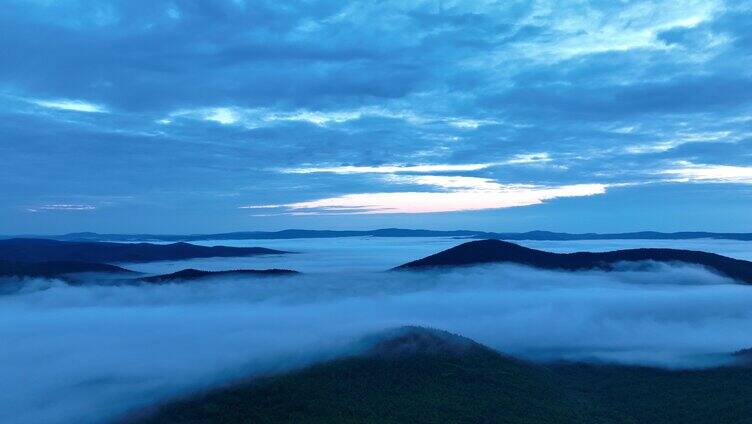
[123,236,752,275]
[2,261,752,423]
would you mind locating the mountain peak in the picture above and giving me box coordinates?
[361,326,493,358]
[395,239,541,269]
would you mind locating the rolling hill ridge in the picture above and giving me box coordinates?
[0,238,287,263]
[397,239,752,284]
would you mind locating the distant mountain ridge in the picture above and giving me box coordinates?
[0,239,298,291]
[0,238,287,263]
[5,228,752,242]
[141,268,299,283]
[0,260,133,279]
[0,264,300,290]
[397,239,752,284]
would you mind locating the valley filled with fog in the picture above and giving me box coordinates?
[124,236,752,274]
[3,237,752,424]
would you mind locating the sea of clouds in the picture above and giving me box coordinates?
[2,237,752,424]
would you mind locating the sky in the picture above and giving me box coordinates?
[1,0,752,234]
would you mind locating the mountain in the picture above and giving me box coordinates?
[358,326,496,358]
[0,260,136,293]
[396,239,752,284]
[0,260,133,279]
[16,229,482,242]
[141,268,299,283]
[734,348,752,365]
[1,261,299,290]
[494,230,752,241]
[8,228,752,242]
[126,327,567,424]
[0,239,287,263]
[127,327,752,424]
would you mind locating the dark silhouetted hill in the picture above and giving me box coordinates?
[734,348,752,365]
[359,326,495,358]
[129,326,752,424]
[0,260,133,279]
[141,268,299,283]
[396,239,752,284]
[0,239,286,263]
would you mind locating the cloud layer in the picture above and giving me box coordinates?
[1,0,752,232]
[3,262,752,424]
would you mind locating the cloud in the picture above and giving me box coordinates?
[29,204,97,212]
[164,105,486,129]
[385,175,504,190]
[31,99,107,113]
[660,161,752,184]
[167,107,241,125]
[203,108,239,125]
[280,153,557,175]
[446,118,497,129]
[265,109,365,126]
[243,177,607,214]
[281,163,495,174]
[2,0,752,232]
[503,152,552,165]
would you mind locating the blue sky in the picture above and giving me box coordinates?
[2,0,751,234]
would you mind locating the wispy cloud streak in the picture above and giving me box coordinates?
[281,163,495,174]
[31,99,107,113]
[661,161,752,184]
[243,179,607,214]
